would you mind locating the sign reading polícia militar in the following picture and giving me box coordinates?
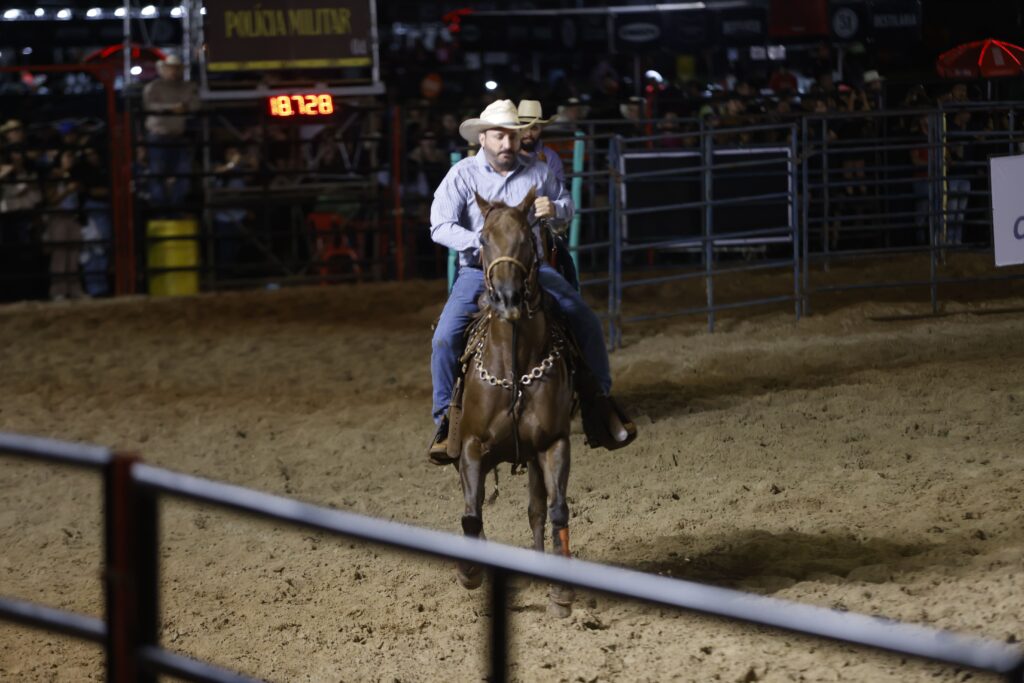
[990,154,1024,266]
[204,0,374,72]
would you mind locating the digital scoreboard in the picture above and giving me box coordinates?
[267,93,335,117]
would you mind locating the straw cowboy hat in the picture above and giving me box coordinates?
[458,99,531,143]
[862,69,884,85]
[158,54,184,69]
[516,100,552,127]
[0,119,23,135]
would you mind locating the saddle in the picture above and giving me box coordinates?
[443,297,636,461]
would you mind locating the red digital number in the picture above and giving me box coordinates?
[269,94,334,117]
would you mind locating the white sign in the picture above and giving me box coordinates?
[832,7,859,39]
[990,154,1024,266]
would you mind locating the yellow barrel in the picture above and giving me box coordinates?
[147,219,199,296]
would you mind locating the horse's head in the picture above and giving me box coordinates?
[476,187,539,322]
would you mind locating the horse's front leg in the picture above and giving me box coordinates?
[527,460,546,552]
[456,436,486,590]
[539,437,574,617]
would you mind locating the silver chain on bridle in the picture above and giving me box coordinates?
[471,321,563,390]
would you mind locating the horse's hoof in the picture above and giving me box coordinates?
[547,600,572,618]
[547,585,574,618]
[456,564,484,590]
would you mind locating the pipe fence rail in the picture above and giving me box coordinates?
[2,430,1023,682]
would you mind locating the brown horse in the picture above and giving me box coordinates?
[452,187,576,617]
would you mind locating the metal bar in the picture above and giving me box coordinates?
[620,259,797,289]
[929,111,940,314]
[623,295,797,324]
[0,596,106,643]
[703,127,714,333]
[569,130,584,269]
[619,227,793,252]
[821,118,832,266]
[609,135,622,348]
[789,125,801,321]
[619,192,791,217]
[391,105,404,281]
[139,646,264,683]
[127,463,1024,675]
[489,570,509,683]
[0,432,111,468]
[809,279,953,294]
[105,453,159,683]
[619,155,788,179]
[800,117,811,316]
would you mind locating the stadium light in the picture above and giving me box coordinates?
[644,69,664,83]
[130,65,142,76]
[169,6,182,18]
[2,9,24,19]
[21,46,31,55]
[485,80,497,91]
[56,8,71,19]
[200,6,205,14]
[140,5,156,17]
[33,7,43,17]
[113,6,124,16]
[85,7,101,18]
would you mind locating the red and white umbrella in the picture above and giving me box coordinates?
[936,38,1024,79]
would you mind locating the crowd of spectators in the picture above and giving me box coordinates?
[0,116,112,301]
[4,53,1024,297]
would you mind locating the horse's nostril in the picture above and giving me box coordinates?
[511,291,522,306]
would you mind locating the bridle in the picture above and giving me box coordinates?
[480,206,542,316]
[476,205,558,472]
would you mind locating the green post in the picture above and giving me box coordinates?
[569,130,585,270]
[448,152,462,292]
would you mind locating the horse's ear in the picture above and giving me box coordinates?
[517,186,537,214]
[474,192,491,216]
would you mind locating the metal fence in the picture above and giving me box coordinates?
[2,430,1023,682]
[4,100,1024,336]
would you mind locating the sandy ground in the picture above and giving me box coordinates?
[2,256,1024,682]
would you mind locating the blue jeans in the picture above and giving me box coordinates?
[148,134,192,206]
[430,263,611,422]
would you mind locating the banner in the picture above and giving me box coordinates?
[714,6,768,46]
[204,0,374,72]
[459,15,606,51]
[869,0,922,43]
[990,154,1024,267]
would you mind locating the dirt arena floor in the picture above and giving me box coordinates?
[3,256,1024,682]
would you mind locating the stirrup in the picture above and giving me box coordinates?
[428,418,457,466]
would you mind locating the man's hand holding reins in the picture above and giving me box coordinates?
[534,195,554,219]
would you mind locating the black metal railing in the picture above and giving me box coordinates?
[2,430,1023,682]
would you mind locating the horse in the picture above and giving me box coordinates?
[451,186,577,617]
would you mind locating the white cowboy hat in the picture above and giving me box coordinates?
[0,119,24,135]
[158,54,184,67]
[862,69,884,84]
[516,100,551,127]
[458,99,530,143]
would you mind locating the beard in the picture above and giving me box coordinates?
[489,149,516,171]
[520,138,537,153]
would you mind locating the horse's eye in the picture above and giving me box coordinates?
[479,235,488,247]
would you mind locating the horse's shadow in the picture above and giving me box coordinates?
[595,529,944,594]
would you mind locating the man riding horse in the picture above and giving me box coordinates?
[427,99,635,463]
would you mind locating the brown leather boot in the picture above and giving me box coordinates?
[428,417,457,465]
